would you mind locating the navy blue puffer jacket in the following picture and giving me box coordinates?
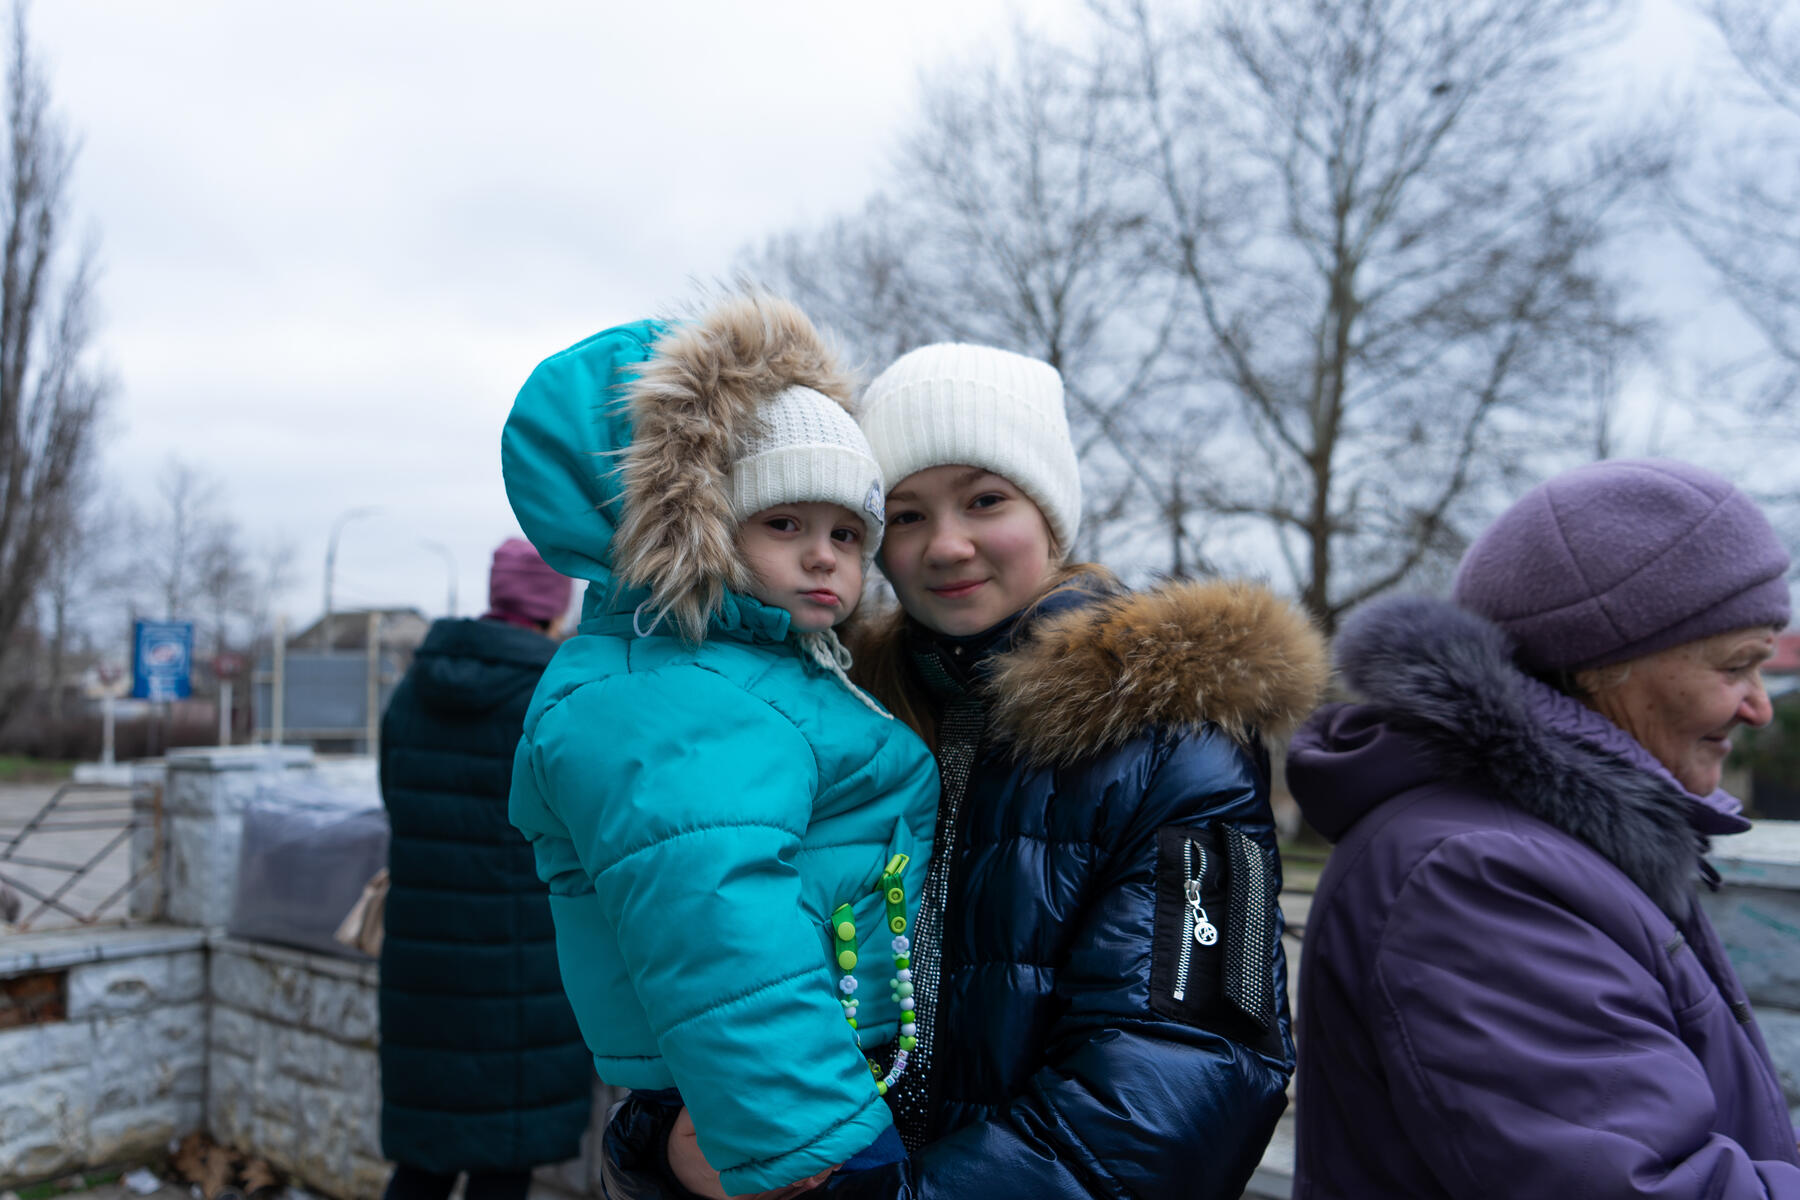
[379,616,593,1172]
[602,578,1327,1199]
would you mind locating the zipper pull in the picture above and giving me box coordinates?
[1185,878,1218,947]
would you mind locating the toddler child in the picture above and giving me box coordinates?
[502,294,939,1197]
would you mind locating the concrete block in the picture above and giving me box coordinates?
[0,1019,92,1084]
[210,1004,262,1061]
[91,1003,206,1114]
[339,1067,383,1159]
[307,972,378,1045]
[348,1154,392,1200]
[254,1114,303,1174]
[212,947,309,1024]
[164,747,314,816]
[166,811,243,928]
[0,1068,87,1181]
[288,1085,353,1182]
[206,1049,257,1149]
[273,1025,357,1089]
[67,949,205,1017]
[87,1098,191,1162]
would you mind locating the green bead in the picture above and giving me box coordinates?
[870,1061,882,1075]
[898,981,913,997]
[876,1081,888,1095]
[838,950,858,970]
[847,1017,857,1029]
[886,886,904,904]
[889,916,906,933]
[835,920,856,941]
[896,956,910,969]
[899,1036,916,1050]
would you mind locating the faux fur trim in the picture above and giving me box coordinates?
[1334,595,1706,918]
[612,293,858,642]
[986,580,1329,768]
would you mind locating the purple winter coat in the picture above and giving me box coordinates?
[1287,595,1800,1199]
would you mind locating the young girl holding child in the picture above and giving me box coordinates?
[501,294,939,1197]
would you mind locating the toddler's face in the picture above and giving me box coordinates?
[739,501,867,633]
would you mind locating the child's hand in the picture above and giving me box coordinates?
[666,1107,841,1200]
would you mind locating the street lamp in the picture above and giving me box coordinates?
[420,539,457,617]
[322,507,379,650]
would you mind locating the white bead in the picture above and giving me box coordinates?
[901,1023,915,1036]
[900,997,914,1010]
[896,969,913,982]
[839,977,858,994]
[893,935,910,952]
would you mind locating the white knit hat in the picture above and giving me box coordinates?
[859,343,1081,553]
[730,385,887,561]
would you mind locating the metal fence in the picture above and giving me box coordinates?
[0,781,157,931]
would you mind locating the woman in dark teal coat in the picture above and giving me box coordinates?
[377,538,592,1200]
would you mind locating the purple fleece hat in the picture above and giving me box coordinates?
[1452,458,1791,672]
[486,537,572,628]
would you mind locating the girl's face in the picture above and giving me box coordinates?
[880,464,1056,636]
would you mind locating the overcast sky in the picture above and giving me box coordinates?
[29,0,1747,642]
[32,0,1094,635]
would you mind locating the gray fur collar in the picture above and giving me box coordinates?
[1333,595,1721,919]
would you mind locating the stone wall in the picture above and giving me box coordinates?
[141,747,317,928]
[204,934,619,1200]
[205,935,387,1198]
[1702,820,1800,1121]
[0,927,208,1182]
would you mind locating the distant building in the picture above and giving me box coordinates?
[255,608,431,753]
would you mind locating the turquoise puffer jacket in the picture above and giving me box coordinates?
[502,298,939,1194]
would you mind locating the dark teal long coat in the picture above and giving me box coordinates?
[378,616,593,1172]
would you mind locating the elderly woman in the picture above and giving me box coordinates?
[1288,458,1800,1198]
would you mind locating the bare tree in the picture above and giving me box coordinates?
[0,4,109,685]
[751,29,1209,571]
[121,456,295,679]
[753,2,1661,608]
[1104,0,1661,628]
[1668,0,1800,408]
[35,460,102,718]
[134,457,223,623]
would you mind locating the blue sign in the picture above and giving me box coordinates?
[132,620,195,701]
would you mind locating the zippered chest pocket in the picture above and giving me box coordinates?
[1149,824,1284,1059]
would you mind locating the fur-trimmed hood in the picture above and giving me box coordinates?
[984,579,1329,768]
[1288,594,1748,918]
[501,294,855,642]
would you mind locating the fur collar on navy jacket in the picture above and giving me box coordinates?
[613,293,857,643]
[1333,594,1717,919]
[983,579,1328,769]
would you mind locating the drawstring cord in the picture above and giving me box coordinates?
[798,630,890,718]
[632,600,665,639]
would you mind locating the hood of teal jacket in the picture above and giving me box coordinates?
[501,318,662,619]
[501,295,860,645]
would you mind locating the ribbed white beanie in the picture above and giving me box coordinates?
[730,385,886,561]
[860,343,1081,553]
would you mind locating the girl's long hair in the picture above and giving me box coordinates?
[847,560,1119,754]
